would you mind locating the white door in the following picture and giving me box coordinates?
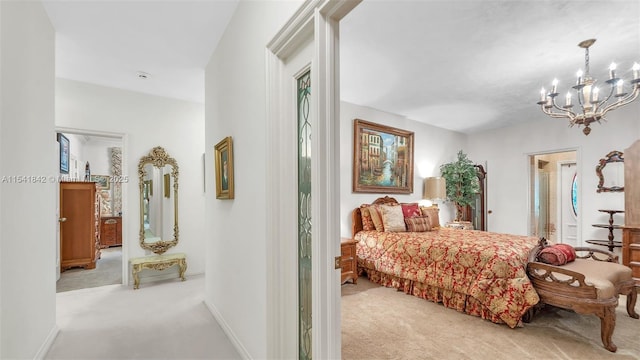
[558,161,578,246]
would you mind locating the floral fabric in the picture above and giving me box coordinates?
[359,205,375,231]
[355,229,540,328]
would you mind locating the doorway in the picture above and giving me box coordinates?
[55,128,126,292]
[528,150,578,244]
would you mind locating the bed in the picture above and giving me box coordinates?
[352,196,540,328]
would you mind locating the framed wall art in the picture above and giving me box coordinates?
[57,133,70,174]
[214,136,234,199]
[353,119,414,194]
[90,175,110,190]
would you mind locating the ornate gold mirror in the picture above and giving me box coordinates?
[596,150,624,193]
[138,147,179,254]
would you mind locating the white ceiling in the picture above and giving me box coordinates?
[42,0,239,103]
[43,0,640,134]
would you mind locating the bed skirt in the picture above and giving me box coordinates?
[358,265,518,327]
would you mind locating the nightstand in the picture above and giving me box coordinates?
[340,237,358,284]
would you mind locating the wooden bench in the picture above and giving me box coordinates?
[129,252,187,289]
[525,239,638,352]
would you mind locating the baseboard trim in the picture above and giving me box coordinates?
[34,324,59,359]
[204,300,251,360]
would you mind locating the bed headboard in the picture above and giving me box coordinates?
[351,196,399,238]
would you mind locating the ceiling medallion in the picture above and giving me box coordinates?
[537,39,640,135]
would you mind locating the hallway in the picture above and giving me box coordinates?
[47,274,240,359]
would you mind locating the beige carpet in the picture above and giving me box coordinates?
[56,247,122,292]
[342,277,640,360]
[47,274,240,359]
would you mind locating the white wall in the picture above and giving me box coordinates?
[55,79,206,276]
[339,101,467,236]
[467,102,640,254]
[0,1,57,358]
[204,1,303,358]
[84,138,122,178]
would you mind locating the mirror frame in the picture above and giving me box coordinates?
[596,150,624,193]
[138,146,179,254]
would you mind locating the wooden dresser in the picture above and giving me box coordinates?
[623,139,640,287]
[60,182,100,271]
[341,237,358,284]
[100,216,122,248]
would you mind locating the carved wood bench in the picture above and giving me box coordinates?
[129,252,187,289]
[525,239,638,352]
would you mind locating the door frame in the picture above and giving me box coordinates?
[557,160,578,245]
[265,1,360,358]
[54,126,128,285]
[526,148,581,244]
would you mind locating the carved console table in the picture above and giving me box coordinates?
[129,252,187,289]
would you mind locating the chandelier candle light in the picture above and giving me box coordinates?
[537,39,640,135]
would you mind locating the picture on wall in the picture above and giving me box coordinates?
[57,133,70,174]
[90,175,110,190]
[214,136,234,199]
[353,119,414,194]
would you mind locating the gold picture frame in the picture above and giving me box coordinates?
[353,119,414,194]
[214,136,234,199]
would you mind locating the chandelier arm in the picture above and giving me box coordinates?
[550,97,577,119]
[541,105,573,119]
[598,85,617,110]
[601,85,640,116]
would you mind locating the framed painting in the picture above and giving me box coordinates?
[57,133,70,174]
[91,175,110,190]
[353,119,414,193]
[214,136,234,199]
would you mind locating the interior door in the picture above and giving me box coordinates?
[559,161,578,246]
[60,181,96,270]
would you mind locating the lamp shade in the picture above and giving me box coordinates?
[424,177,446,200]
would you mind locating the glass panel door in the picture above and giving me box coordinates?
[297,70,312,360]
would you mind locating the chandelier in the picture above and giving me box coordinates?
[537,39,640,135]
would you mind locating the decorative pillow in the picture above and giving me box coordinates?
[420,206,441,229]
[359,205,375,231]
[401,203,421,218]
[538,244,577,266]
[368,205,385,232]
[405,216,432,232]
[379,204,406,232]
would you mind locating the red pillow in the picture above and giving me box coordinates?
[401,203,421,218]
[538,244,577,266]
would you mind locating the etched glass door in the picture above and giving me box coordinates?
[298,70,312,360]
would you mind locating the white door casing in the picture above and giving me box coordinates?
[266,1,361,358]
[558,161,578,246]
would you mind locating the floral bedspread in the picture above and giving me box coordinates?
[355,229,540,328]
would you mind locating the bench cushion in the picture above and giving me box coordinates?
[561,259,633,299]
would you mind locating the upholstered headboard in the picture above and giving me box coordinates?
[351,196,399,238]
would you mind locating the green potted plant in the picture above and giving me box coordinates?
[440,150,480,222]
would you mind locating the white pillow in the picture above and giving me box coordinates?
[379,204,406,232]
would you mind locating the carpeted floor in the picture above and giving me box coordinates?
[47,274,240,359]
[342,277,640,360]
[56,247,123,292]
